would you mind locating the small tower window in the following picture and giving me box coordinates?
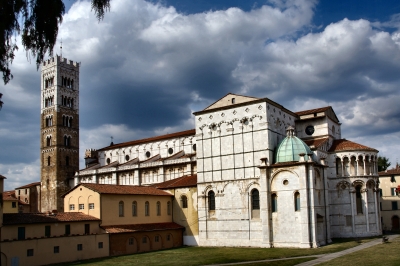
[46,136,51,147]
[47,156,51,166]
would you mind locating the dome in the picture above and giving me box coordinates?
[276,126,313,163]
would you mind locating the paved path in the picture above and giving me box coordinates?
[295,234,399,266]
[205,235,399,266]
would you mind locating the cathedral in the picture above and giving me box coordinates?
[41,56,381,248]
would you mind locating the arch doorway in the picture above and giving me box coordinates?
[392,215,399,230]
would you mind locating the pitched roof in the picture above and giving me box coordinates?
[15,181,41,189]
[303,137,329,149]
[101,222,184,233]
[152,175,197,189]
[3,191,18,201]
[3,212,100,225]
[379,166,400,176]
[63,183,173,197]
[98,129,195,151]
[328,139,378,152]
[295,106,331,116]
[0,174,6,179]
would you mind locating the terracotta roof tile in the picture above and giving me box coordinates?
[295,106,331,116]
[98,129,195,151]
[3,191,18,201]
[152,175,197,189]
[3,212,100,225]
[15,182,41,189]
[328,139,378,152]
[379,166,400,176]
[303,137,329,149]
[64,183,173,197]
[101,222,184,233]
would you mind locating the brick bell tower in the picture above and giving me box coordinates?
[40,56,80,212]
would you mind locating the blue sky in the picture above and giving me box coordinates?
[1,0,400,190]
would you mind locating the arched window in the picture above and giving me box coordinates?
[181,195,188,208]
[208,190,215,211]
[251,189,260,210]
[157,201,161,216]
[106,158,111,164]
[64,136,68,146]
[145,201,150,216]
[47,156,51,166]
[66,156,69,166]
[132,201,137,216]
[167,201,171,215]
[46,136,51,147]
[271,193,277,212]
[69,117,72,127]
[294,192,300,211]
[119,201,124,217]
[356,185,363,214]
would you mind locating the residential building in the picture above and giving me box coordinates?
[378,164,400,231]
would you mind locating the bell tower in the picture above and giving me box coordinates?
[40,56,80,212]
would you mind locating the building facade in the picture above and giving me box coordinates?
[378,165,400,232]
[40,56,80,212]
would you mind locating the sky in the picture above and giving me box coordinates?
[1,0,400,190]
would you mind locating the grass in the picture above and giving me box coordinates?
[319,236,400,266]
[58,237,377,266]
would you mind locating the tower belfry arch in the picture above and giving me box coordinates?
[40,55,80,212]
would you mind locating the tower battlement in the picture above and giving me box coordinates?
[42,56,80,68]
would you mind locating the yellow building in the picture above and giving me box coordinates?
[15,182,41,213]
[379,165,400,232]
[1,212,109,266]
[63,183,184,255]
[3,191,19,214]
[153,174,199,245]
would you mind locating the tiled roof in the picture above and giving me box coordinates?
[98,129,196,151]
[3,212,100,225]
[3,191,18,201]
[0,174,6,179]
[101,222,184,233]
[328,139,378,152]
[295,106,331,116]
[64,183,173,197]
[303,137,329,149]
[15,181,41,189]
[379,166,400,176]
[152,175,197,189]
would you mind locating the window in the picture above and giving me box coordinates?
[168,148,174,154]
[47,156,51,166]
[27,249,34,257]
[46,136,51,146]
[391,175,396,182]
[119,201,124,217]
[77,244,83,251]
[167,201,171,215]
[181,195,188,208]
[391,188,397,196]
[145,151,151,158]
[132,201,137,216]
[45,225,51,237]
[294,192,300,211]
[145,201,150,216]
[356,186,363,214]
[142,237,147,243]
[85,224,90,234]
[125,155,130,161]
[232,98,236,104]
[89,203,94,209]
[193,144,196,151]
[167,234,171,241]
[128,238,134,245]
[69,204,75,211]
[208,190,215,211]
[18,227,25,240]
[157,201,161,216]
[98,242,103,249]
[106,158,111,164]
[54,246,59,254]
[12,202,17,208]
[271,193,277,212]
[79,204,84,210]
[392,201,398,210]
[65,224,70,235]
[155,236,159,242]
[251,189,260,210]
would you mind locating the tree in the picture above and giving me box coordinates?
[1,0,111,85]
[378,156,391,172]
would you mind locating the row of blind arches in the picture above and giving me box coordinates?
[61,76,74,89]
[44,116,73,127]
[118,201,172,217]
[61,96,74,108]
[206,189,301,212]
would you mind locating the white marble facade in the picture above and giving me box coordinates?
[74,93,381,248]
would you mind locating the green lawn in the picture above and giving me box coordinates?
[319,236,400,266]
[60,238,375,266]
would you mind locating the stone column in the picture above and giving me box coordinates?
[341,158,344,177]
[363,158,366,176]
[350,189,356,235]
[364,188,369,232]
[356,160,359,176]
